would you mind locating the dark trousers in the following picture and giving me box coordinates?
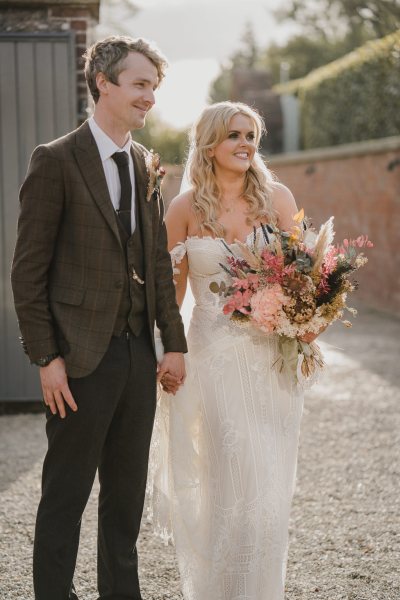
[33,328,157,600]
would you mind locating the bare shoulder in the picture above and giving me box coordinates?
[269,182,299,230]
[165,189,195,246]
[167,189,195,214]
[270,182,296,209]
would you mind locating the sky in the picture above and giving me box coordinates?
[96,0,300,129]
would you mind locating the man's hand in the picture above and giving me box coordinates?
[159,372,181,395]
[40,357,78,418]
[157,352,186,395]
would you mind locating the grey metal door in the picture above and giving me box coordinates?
[0,33,77,400]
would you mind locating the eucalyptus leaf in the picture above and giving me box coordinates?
[209,281,220,294]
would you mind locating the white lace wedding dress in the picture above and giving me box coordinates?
[148,230,304,600]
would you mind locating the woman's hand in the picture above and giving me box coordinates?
[298,324,328,344]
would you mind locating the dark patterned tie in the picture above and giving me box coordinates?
[111,151,132,236]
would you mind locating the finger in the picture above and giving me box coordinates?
[162,373,180,385]
[62,384,78,412]
[47,398,58,414]
[157,367,167,383]
[44,389,57,415]
[53,390,66,419]
[161,382,178,394]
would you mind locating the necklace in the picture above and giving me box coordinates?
[221,195,242,213]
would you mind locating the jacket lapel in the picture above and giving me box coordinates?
[72,122,121,247]
[131,143,153,271]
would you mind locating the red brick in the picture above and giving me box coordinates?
[75,33,87,45]
[270,148,400,315]
[71,19,87,31]
[50,7,90,18]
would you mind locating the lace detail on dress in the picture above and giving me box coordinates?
[170,241,187,282]
[148,234,304,600]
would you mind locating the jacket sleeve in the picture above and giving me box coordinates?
[11,145,64,362]
[154,194,188,354]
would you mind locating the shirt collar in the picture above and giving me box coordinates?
[88,116,132,162]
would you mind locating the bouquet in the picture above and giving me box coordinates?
[210,210,373,387]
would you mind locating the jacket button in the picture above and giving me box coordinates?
[115,281,123,289]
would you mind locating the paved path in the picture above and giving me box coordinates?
[1,305,399,599]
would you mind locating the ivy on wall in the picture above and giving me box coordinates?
[275,31,400,149]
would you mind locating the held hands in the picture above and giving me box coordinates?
[39,357,78,418]
[157,352,186,395]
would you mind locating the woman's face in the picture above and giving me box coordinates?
[209,113,257,175]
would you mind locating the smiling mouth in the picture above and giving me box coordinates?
[234,153,249,160]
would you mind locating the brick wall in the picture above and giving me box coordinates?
[0,0,99,122]
[269,137,400,316]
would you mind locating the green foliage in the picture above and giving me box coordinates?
[209,69,233,103]
[262,28,373,84]
[276,31,400,148]
[133,113,189,165]
[276,0,400,39]
[209,22,262,103]
[209,8,386,98]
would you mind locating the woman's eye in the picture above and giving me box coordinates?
[228,132,239,139]
[246,134,255,141]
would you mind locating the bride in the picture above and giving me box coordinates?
[150,101,318,600]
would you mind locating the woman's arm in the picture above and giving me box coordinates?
[270,182,299,231]
[165,191,192,308]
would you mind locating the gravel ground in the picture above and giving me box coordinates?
[0,305,399,600]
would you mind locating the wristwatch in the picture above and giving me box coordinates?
[34,353,60,367]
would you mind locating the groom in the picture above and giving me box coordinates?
[11,36,187,599]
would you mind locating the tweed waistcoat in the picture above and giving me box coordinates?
[113,201,146,337]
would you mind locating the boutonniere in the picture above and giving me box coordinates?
[145,150,166,202]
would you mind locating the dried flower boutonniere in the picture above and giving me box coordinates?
[145,150,166,202]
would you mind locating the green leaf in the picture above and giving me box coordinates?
[209,281,220,294]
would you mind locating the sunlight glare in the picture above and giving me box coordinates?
[154,58,220,129]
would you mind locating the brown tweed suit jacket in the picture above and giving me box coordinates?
[11,121,187,378]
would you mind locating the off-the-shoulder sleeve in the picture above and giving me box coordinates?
[170,242,187,279]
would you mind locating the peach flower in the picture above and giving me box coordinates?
[250,284,288,333]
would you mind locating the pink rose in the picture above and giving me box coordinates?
[250,284,287,333]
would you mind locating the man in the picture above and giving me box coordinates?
[11,36,187,600]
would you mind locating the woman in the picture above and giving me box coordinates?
[150,102,317,600]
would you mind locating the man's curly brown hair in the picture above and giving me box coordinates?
[84,36,168,103]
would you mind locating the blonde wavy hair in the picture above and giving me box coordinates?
[187,101,276,236]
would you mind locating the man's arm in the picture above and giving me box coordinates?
[154,194,187,389]
[11,145,64,361]
[11,145,77,417]
[154,194,187,354]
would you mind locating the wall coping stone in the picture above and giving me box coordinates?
[0,0,99,8]
[268,136,400,166]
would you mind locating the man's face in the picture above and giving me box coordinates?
[98,51,158,131]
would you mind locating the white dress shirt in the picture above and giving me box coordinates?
[88,116,136,233]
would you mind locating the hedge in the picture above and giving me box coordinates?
[274,31,400,149]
